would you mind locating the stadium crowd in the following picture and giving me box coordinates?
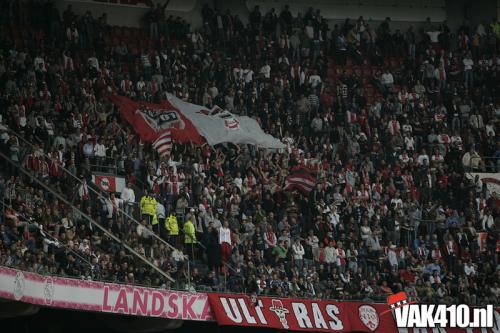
[0,1,499,305]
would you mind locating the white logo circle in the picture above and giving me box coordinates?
[100,177,110,191]
[13,271,25,301]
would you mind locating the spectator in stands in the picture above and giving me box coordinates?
[0,1,498,305]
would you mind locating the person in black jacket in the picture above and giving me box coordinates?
[203,222,221,273]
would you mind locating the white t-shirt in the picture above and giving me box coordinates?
[121,187,135,203]
[219,227,231,244]
[88,57,99,71]
[464,264,476,276]
[94,143,107,157]
[243,69,254,83]
[417,154,430,165]
[463,58,474,71]
[305,25,314,39]
[260,65,271,78]
[426,31,440,43]
[309,75,322,88]
[381,73,394,85]
[405,136,415,150]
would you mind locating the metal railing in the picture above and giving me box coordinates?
[0,150,175,283]
[5,127,182,261]
[4,126,243,290]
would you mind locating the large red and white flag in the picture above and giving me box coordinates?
[152,130,172,157]
[164,94,284,149]
[108,94,205,144]
[283,166,316,195]
[108,94,284,149]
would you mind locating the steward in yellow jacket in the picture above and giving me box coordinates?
[165,213,179,235]
[140,192,158,225]
[165,213,179,246]
[183,219,196,244]
[184,219,196,259]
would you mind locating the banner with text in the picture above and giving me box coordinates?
[0,267,212,321]
[207,293,500,333]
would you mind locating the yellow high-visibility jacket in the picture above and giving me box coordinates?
[140,196,157,216]
[165,214,179,236]
[183,220,196,244]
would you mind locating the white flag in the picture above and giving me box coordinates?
[165,94,285,149]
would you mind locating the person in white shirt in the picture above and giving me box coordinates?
[233,65,243,83]
[469,112,484,130]
[292,238,305,269]
[34,54,46,71]
[105,192,122,221]
[136,77,146,91]
[476,23,486,37]
[94,138,107,169]
[426,29,440,43]
[120,182,136,217]
[404,134,415,151]
[360,219,372,243]
[381,70,394,90]
[233,172,243,190]
[172,247,185,263]
[485,121,496,137]
[417,149,430,165]
[77,178,90,204]
[243,67,254,85]
[481,209,494,231]
[308,70,322,88]
[88,56,99,72]
[474,175,483,194]
[464,261,476,276]
[324,242,338,268]
[259,61,271,79]
[328,205,340,227]
[136,220,151,238]
[156,200,166,235]
[305,22,314,39]
[463,53,474,88]
[219,221,232,263]
[387,245,398,270]
[278,55,290,67]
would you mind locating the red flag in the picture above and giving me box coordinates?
[283,166,316,195]
[92,174,124,192]
[108,94,205,144]
[153,130,173,157]
[95,175,113,192]
[478,232,488,252]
